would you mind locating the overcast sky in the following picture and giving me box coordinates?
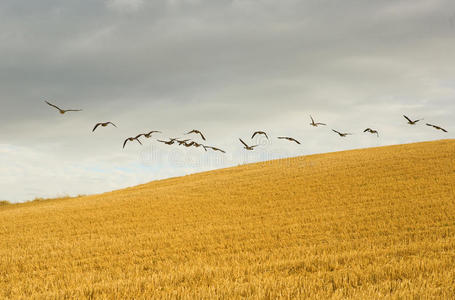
[1,0,454,202]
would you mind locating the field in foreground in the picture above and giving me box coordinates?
[1,140,454,299]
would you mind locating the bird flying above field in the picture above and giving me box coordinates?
[176,139,190,145]
[123,135,143,148]
[206,146,226,153]
[403,115,422,125]
[277,136,301,144]
[45,101,82,114]
[363,128,379,137]
[182,141,195,147]
[191,142,205,149]
[332,129,352,137]
[139,130,161,138]
[426,123,448,132]
[251,131,269,139]
[186,129,206,141]
[157,139,176,145]
[239,138,258,150]
[310,115,326,127]
[92,122,117,132]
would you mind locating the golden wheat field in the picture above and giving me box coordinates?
[1,139,454,299]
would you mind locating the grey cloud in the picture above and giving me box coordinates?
[1,0,454,202]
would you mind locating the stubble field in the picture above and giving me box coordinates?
[1,139,454,298]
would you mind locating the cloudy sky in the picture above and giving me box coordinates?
[1,0,454,202]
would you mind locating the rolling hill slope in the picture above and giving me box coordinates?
[1,139,454,298]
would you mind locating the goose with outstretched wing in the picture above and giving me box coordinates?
[239,138,258,150]
[332,129,352,137]
[310,115,326,127]
[426,123,448,132]
[403,115,422,125]
[45,101,82,114]
[363,128,379,137]
[277,136,301,144]
[93,122,117,132]
[185,129,206,141]
[123,135,143,149]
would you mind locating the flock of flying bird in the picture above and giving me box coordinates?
[44,101,448,154]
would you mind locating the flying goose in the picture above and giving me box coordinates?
[123,135,143,149]
[239,138,258,150]
[92,122,117,132]
[363,128,379,137]
[45,101,82,114]
[176,139,190,145]
[185,130,206,141]
[206,146,226,153]
[277,136,301,144]
[403,115,422,125]
[191,141,205,148]
[310,115,326,127]
[251,131,269,139]
[139,130,161,138]
[157,139,176,145]
[332,129,352,137]
[426,123,448,132]
[182,141,195,147]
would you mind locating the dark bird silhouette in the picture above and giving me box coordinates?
[157,139,176,145]
[176,139,190,145]
[363,128,379,137]
[45,101,82,114]
[332,129,352,137]
[426,123,448,132]
[206,146,226,153]
[123,135,143,149]
[92,122,117,132]
[277,136,301,144]
[251,131,268,139]
[403,115,422,125]
[139,130,161,138]
[191,142,206,149]
[186,130,206,141]
[239,138,258,150]
[183,141,195,147]
[310,115,326,127]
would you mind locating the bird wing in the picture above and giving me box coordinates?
[251,132,258,139]
[108,122,117,128]
[363,128,370,132]
[45,101,61,111]
[403,115,412,122]
[291,138,301,144]
[310,115,315,123]
[332,129,341,135]
[122,139,129,148]
[134,134,143,139]
[65,109,82,112]
[92,123,101,132]
[185,130,195,135]
[316,123,326,126]
[239,138,248,147]
[199,132,206,141]
[264,132,269,139]
[136,138,142,145]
